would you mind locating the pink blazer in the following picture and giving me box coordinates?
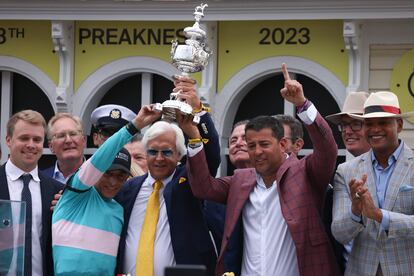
[187,114,341,276]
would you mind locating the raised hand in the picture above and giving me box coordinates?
[280,63,306,107]
[176,112,201,139]
[173,75,202,111]
[133,104,162,129]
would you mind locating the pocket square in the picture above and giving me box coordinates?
[179,177,186,184]
[399,185,414,192]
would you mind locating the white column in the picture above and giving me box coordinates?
[1,71,13,164]
[51,21,74,113]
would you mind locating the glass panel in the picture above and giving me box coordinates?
[0,199,26,276]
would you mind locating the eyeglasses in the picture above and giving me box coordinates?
[338,121,363,132]
[52,130,83,141]
[146,149,174,158]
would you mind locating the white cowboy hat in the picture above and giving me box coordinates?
[349,91,414,120]
[325,91,369,124]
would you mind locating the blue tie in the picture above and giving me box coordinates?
[21,174,32,276]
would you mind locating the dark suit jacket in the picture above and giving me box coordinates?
[187,113,341,276]
[0,163,64,276]
[41,166,55,179]
[115,113,221,276]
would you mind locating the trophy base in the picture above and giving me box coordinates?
[154,101,200,124]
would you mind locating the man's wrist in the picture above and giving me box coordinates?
[296,98,311,113]
[126,122,140,135]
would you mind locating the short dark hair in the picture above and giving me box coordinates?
[245,116,284,140]
[231,120,249,134]
[273,114,303,141]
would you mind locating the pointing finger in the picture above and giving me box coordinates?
[281,63,290,81]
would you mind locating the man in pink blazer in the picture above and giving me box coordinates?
[180,64,340,276]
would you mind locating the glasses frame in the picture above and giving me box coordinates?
[338,121,363,132]
[52,130,83,141]
[146,148,174,158]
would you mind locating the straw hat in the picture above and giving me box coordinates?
[349,91,414,120]
[325,91,369,124]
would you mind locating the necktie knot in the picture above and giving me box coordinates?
[153,180,163,191]
[20,174,32,187]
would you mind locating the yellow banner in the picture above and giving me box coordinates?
[74,21,202,90]
[217,20,348,92]
[0,20,59,84]
[390,47,414,124]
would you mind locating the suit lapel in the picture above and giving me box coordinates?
[383,145,414,210]
[361,153,379,208]
[39,173,52,257]
[0,164,10,200]
[221,170,255,256]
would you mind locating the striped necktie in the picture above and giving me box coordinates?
[136,180,163,276]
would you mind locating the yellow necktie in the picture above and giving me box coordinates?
[136,180,163,276]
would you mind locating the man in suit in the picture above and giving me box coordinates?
[332,91,414,276]
[42,113,86,183]
[183,63,340,275]
[0,110,64,276]
[115,76,221,276]
[325,91,370,272]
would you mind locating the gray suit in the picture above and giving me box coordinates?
[332,142,414,276]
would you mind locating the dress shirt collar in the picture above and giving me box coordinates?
[255,173,276,189]
[371,139,404,168]
[6,159,40,182]
[146,170,176,189]
[53,156,85,182]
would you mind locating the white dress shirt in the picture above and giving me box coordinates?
[123,172,176,276]
[6,160,43,276]
[241,174,299,276]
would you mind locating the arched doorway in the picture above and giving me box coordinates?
[219,57,347,175]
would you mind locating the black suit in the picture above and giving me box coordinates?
[115,113,221,276]
[0,163,64,276]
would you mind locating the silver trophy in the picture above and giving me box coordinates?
[154,3,211,124]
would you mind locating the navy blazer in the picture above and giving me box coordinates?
[41,165,55,179]
[115,113,221,276]
[0,163,64,276]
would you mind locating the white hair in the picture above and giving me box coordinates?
[142,121,186,159]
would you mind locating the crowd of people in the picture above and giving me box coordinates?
[1,63,413,276]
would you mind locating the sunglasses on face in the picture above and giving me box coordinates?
[146,148,174,158]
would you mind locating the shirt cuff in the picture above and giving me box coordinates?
[297,103,317,125]
[187,143,204,157]
[349,206,362,222]
[380,209,390,230]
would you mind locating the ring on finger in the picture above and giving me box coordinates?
[355,192,360,199]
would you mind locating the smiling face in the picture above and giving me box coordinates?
[95,169,129,199]
[6,120,44,172]
[340,115,370,157]
[146,130,180,181]
[229,124,251,169]
[49,117,86,164]
[363,117,402,157]
[246,128,287,185]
